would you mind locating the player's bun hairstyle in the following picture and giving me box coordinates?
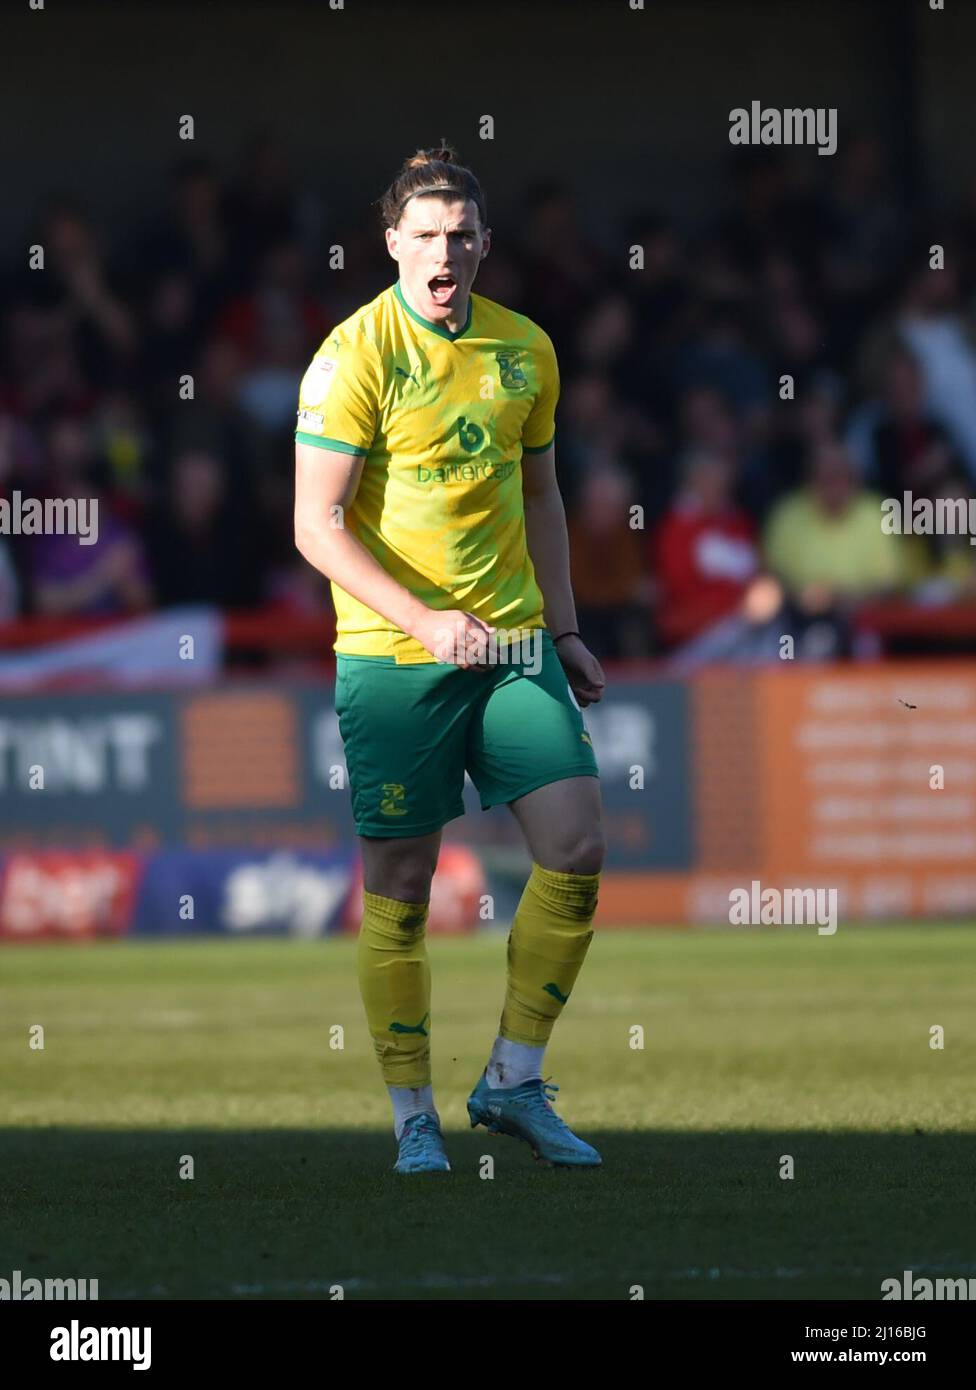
[378,140,488,230]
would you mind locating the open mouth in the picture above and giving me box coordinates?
[428,273,457,305]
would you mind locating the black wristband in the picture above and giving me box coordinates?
[552,630,580,644]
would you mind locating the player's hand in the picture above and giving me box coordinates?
[555,634,605,707]
[413,608,497,671]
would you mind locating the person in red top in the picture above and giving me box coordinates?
[652,448,758,646]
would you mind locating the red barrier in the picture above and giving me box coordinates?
[0,606,336,658]
[1,598,974,663]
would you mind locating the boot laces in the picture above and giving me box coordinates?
[401,1112,439,1151]
[524,1077,569,1129]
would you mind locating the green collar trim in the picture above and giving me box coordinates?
[394,279,473,341]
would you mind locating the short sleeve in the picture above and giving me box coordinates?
[295,330,381,456]
[521,330,560,454]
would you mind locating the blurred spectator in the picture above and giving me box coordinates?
[768,371,844,503]
[902,471,976,604]
[713,149,832,284]
[28,416,152,617]
[140,269,202,406]
[556,369,625,513]
[625,211,691,350]
[163,336,251,465]
[18,198,137,388]
[469,246,526,312]
[519,181,610,352]
[764,440,903,608]
[845,345,954,496]
[572,290,637,381]
[91,391,155,525]
[144,447,267,608]
[129,158,238,324]
[236,316,309,433]
[669,299,772,423]
[822,134,908,304]
[679,385,740,460]
[0,408,44,496]
[215,237,326,367]
[567,467,649,659]
[0,542,20,620]
[766,296,832,395]
[1,301,92,421]
[225,130,305,272]
[652,450,758,647]
[665,571,788,672]
[0,410,44,615]
[569,289,668,482]
[858,253,976,478]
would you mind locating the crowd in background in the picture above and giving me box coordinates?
[3,130,976,664]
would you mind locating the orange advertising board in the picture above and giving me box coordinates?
[599,664,976,925]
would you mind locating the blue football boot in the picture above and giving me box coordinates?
[393,1111,451,1174]
[467,1071,601,1167]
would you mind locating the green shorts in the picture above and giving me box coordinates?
[334,630,600,837]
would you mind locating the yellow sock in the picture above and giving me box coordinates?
[358,890,431,1088]
[499,863,600,1046]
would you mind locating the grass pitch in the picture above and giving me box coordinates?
[1,925,974,1300]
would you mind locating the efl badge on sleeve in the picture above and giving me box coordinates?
[300,356,338,407]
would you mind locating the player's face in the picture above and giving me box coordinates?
[386,196,490,323]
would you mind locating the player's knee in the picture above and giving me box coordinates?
[571,825,605,876]
[545,824,605,877]
[373,866,435,903]
[363,843,437,904]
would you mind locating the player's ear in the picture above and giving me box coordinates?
[384,226,399,261]
[480,226,492,259]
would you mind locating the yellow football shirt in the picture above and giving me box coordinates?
[295,280,558,662]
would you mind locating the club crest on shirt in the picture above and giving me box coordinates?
[495,349,527,391]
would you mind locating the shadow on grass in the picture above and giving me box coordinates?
[1,1128,974,1300]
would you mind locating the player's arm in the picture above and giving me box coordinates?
[522,443,605,705]
[521,443,579,637]
[293,443,491,664]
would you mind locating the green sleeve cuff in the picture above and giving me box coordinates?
[522,434,555,455]
[295,432,369,456]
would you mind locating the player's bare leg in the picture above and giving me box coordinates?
[507,775,605,876]
[361,829,441,902]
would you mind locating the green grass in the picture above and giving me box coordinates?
[1,925,974,1300]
